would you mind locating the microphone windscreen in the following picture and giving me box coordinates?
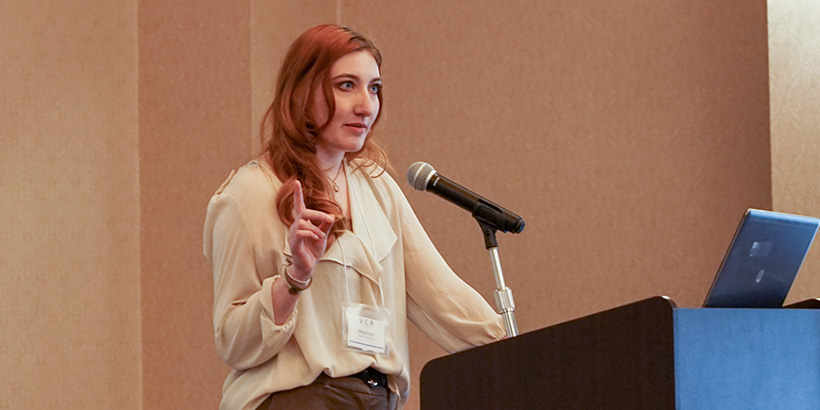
[406,161,436,191]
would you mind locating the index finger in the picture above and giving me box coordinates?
[293,180,306,216]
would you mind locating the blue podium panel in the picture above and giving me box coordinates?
[674,308,820,410]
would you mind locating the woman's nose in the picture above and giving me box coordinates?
[354,90,375,117]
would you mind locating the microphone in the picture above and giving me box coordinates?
[406,162,525,234]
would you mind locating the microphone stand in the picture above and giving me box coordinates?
[478,221,519,337]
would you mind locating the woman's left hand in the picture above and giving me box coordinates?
[287,180,335,281]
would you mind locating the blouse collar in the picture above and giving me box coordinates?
[282,161,397,284]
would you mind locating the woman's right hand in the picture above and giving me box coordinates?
[286,180,335,281]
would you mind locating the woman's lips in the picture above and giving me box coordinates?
[344,123,368,132]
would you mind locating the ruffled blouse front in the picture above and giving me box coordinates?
[203,158,505,410]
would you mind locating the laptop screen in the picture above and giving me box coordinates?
[703,209,820,308]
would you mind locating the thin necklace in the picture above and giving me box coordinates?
[330,162,344,192]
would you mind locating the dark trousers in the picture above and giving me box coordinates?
[257,373,398,410]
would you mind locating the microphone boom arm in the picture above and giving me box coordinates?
[478,221,519,337]
[407,161,521,337]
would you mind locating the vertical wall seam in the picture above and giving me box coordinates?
[135,0,144,408]
[249,0,255,155]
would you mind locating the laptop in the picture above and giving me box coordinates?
[703,209,820,308]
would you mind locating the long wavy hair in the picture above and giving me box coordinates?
[260,24,387,238]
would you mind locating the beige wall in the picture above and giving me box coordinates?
[769,0,820,304]
[2,1,817,409]
[137,1,253,408]
[0,1,141,409]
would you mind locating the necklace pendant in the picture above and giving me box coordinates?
[331,162,343,192]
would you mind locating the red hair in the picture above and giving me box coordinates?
[260,24,387,237]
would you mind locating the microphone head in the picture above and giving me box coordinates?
[406,161,436,191]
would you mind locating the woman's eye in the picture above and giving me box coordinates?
[338,81,354,90]
[369,83,382,94]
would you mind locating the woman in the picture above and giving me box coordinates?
[204,24,505,410]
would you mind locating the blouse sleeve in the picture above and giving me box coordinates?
[204,191,297,370]
[397,189,506,352]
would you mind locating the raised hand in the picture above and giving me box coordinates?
[286,180,335,281]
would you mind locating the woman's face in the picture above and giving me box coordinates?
[313,50,381,165]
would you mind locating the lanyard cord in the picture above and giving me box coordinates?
[340,161,387,309]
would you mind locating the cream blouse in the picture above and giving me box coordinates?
[203,158,505,410]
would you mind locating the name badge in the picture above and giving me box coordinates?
[342,303,390,356]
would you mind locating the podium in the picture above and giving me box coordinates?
[420,297,820,409]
